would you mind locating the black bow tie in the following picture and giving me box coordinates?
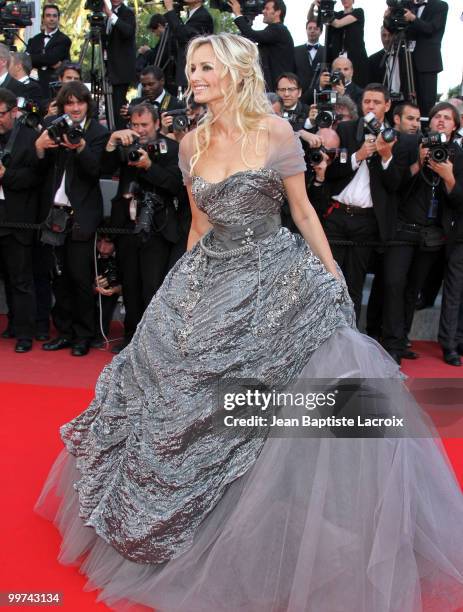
[307,44,319,51]
[413,1,427,8]
[44,33,53,39]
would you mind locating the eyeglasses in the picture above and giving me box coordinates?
[0,108,13,118]
[276,87,299,94]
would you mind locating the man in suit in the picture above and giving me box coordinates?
[136,14,176,93]
[294,19,324,104]
[0,88,42,353]
[26,4,71,99]
[127,66,184,114]
[230,0,295,92]
[35,82,109,356]
[163,0,214,91]
[368,26,393,85]
[0,44,27,99]
[323,83,406,322]
[319,57,363,109]
[103,103,188,353]
[8,53,44,108]
[275,73,310,132]
[103,0,137,128]
[385,0,448,116]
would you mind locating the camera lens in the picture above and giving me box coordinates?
[128,149,142,162]
[430,147,448,163]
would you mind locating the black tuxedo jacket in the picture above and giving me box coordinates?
[294,43,324,103]
[345,82,364,107]
[26,30,71,93]
[105,3,137,85]
[165,7,214,89]
[326,119,409,241]
[368,49,387,84]
[40,118,110,237]
[0,123,41,245]
[234,19,295,91]
[105,136,188,243]
[1,74,28,98]
[436,145,463,240]
[407,0,448,73]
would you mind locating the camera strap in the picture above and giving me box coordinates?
[1,120,22,167]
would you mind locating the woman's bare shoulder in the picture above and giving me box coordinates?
[263,113,295,140]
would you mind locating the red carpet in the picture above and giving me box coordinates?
[0,325,462,611]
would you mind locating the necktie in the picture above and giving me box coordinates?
[307,44,318,51]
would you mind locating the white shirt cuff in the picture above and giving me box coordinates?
[351,153,360,171]
[304,118,313,130]
[381,156,393,169]
[109,13,118,25]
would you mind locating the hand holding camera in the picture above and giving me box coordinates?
[128,147,151,170]
[107,128,139,150]
[356,138,377,162]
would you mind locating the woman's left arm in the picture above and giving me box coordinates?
[283,172,340,279]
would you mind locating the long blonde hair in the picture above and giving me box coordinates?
[185,33,272,174]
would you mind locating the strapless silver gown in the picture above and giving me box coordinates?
[36,131,463,611]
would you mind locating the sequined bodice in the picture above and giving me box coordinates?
[191,168,285,226]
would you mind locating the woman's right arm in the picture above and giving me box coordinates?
[186,184,212,250]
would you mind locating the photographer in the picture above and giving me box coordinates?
[323,83,407,322]
[45,62,82,119]
[384,0,448,116]
[275,73,310,132]
[92,233,121,347]
[121,66,184,124]
[160,99,205,143]
[163,0,214,90]
[25,4,71,99]
[8,53,44,109]
[382,102,463,365]
[35,81,110,356]
[319,57,363,108]
[393,101,421,134]
[104,102,189,353]
[0,88,42,353]
[229,0,295,91]
[294,18,324,104]
[309,0,369,87]
[102,0,137,128]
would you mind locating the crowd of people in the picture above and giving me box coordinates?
[0,0,461,368]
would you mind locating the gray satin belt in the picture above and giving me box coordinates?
[199,214,282,315]
[199,213,282,258]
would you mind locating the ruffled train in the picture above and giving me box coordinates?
[36,328,463,612]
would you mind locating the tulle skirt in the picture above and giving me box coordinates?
[36,328,463,611]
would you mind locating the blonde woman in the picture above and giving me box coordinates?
[37,33,463,611]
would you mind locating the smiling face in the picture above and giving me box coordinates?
[188,43,230,106]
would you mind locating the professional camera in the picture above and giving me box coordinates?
[47,114,84,145]
[117,138,169,163]
[84,0,105,30]
[210,0,264,20]
[318,0,336,24]
[0,0,34,27]
[307,146,342,166]
[17,97,41,129]
[128,181,168,241]
[363,112,396,143]
[385,0,413,32]
[314,90,343,129]
[97,256,119,288]
[48,81,62,98]
[420,132,449,163]
[164,108,190,133]
[282,107,307,132]
[330,70,345,87]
